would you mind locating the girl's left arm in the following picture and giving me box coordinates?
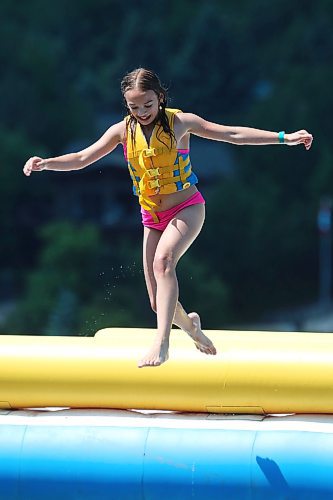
[178,113,313,150]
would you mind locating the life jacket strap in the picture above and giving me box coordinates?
[138,147,176,169]
[146,173,192,191]
[139,192,160,222]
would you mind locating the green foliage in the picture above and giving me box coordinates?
[202,173,318,322]
[5,220,224,334]
[177,252,230,328]
[5,221,103,333]
[4,220,155,334]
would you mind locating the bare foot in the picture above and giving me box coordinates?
[138,340,169,368]
[187,312,217,355]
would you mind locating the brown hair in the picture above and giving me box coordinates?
[121,68,176,148]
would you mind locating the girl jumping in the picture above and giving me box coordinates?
[23,68,313,367]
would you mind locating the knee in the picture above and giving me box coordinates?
[153,252,176,278]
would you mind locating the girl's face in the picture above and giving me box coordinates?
[124,89,161,126]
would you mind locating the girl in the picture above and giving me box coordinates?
[23,68,313,368]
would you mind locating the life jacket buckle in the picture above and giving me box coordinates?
[143,148,156,158]
[148,179,160,189]
[183,182,191,189]
[147,168,160,177]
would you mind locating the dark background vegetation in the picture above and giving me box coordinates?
[1,0,332,335]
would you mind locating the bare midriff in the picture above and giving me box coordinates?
[149,184,198,212]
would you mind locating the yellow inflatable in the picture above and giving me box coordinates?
[1,328,333,414]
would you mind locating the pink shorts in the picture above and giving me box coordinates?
[141,191,205,232]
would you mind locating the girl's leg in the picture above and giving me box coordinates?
[142,222,216,363]
[142,226,162,313]
[139,203,215,367]
[142,226,196,323]
[172,303,216,355]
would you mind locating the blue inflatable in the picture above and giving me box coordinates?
[0,409,332,499]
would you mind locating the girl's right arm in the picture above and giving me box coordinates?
[23,120,125,176]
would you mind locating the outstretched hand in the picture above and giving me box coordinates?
[23,156,45,176]
[286,130,313,150]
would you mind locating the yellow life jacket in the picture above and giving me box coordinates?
[125,108,198,222]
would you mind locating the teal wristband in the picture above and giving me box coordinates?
[278,131,285,144]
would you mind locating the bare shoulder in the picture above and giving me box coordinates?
[174,112,208,135]
[175,112,199,125]
[174,112,200,135]
[174,112,231,142]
